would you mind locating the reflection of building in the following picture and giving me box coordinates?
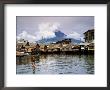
[84,29,94,43]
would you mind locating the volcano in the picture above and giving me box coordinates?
[37,30,82,44]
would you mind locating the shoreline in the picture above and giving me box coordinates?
[16,50,94,57]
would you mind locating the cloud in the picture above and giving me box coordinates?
[17,31,36,42]
[17,22,60,42]
[36,22,60,40]
[66,32,80,39]
[66,31,84,41]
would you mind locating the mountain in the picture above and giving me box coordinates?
[37,30,82,44]
[55,30,67,37]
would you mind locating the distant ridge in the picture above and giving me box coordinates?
[37,30,82,44]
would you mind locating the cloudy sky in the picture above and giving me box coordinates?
[16,16,94,42]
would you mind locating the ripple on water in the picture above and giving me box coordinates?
[16,55,94,74]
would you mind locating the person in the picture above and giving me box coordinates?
[31,55,36,74]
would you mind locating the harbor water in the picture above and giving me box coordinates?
[16,54,94,74]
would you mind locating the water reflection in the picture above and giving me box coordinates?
[16,54,94,74]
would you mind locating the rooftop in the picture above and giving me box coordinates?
[84,29,94,34]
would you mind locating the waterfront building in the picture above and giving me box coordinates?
[16,39,27,51]
[79,29,94,51]
[88,40,94,51]
[72,45,80,51]
[25,41,30,46]
[39,44,45,51]
[44,45,48,52]
[84,29,94,43]
[61,44,72,51]
[16,39,37,53]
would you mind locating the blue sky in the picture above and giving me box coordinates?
[17,16,94,42]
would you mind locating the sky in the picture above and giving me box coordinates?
[16,16,94,42]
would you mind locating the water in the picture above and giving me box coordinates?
[16,54,94,74]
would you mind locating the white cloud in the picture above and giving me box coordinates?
[36,22,60,40]
[17,22,60,42]
[80,37,84,42]
[66,31,84,41]
[66,32,80,39]
[17,31,36,42]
